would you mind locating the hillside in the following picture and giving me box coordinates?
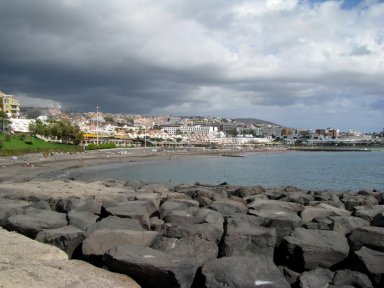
[233,118,280,126]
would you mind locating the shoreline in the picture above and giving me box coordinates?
[0,147,288,183]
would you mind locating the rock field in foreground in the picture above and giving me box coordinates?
[1,180,383,288]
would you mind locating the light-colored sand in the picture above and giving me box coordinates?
[0,149,170,183]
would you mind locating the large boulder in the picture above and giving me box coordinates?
[137,183,170,194]
[209,199,248,216]
[151,235,218,263]
[135,192,161,211]
[298,268,334,288]
[358,190,384,202]
[348,226,384,252]
[248,199,304,214]
[68,210,99,231]
[279,192,314,205]
[5,207,67,238]
[104,245,198,288]
[330,215,370,235]
[162,207,224,230]
[0,198,29,226]
[0,228,140,288]
[341,194,378,211]
[354,205,384,227]
[200,256,290,288]
[231,185,265,198]
[177,186,228,201]
[331,269,373,288]
[279,266,300,285]
[35,225,85,258]
[149,217,165,231]
[247,209,301,245]
[164,222,224,243]
[56,197,102,214]
[301,203,351,222]
[82,229,159,257]
[351,246,384,287]
[0,227,68,261]
[282,228,349,270]
[105,200,157,228]
[86,215,144,235]
[222,216,276,258]
[159,199,199,218]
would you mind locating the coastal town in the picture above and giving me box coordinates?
[1,92,384,149]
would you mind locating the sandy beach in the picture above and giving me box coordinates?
[0,148,233,199]
[0,148,195,182]
[0,147,287,184]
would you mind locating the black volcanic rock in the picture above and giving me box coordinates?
[159,199,199,219]
[0,199,29,226]
[279,192,314,205]
[354,205,384,227]
[341,193,378,211]
[298,267,334,288]
[56,197,102,214]
[86,216,144,235]
[222,216,276,258]
[2,183,383,288]
[351,246,384,287]
[5,207,67,238]
[348,226,384,252]
[208,199,248,216]
[104,245,199,288]
[331,269,373,288]
[35,225,85,258]
[248,199,304,214]
[151,235,218,263]
[163,222,224,243]
[201,256,290,288]
[247,209,301,245]
[282,227,349,270]
[231,185,265,198]
[300,203,351,222]
[67,210,99,231]
[105,200,158,228]
[162,207,224,228]
[330,215,370,235]
[82,229,159,258]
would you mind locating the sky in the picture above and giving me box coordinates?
[0,0,383,132]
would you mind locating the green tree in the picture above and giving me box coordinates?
[0,111,11,133]
[29,120,48,137]
[29,119,83,145]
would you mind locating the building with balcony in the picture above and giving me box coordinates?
[0,91,20,117]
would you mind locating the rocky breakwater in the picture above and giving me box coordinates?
[0,180,383,288]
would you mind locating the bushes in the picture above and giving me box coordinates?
[86,143,117,150]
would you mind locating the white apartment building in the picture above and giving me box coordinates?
[162,125,218,135]
[10,118,35,133]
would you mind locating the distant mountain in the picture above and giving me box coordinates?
[233,118,280,126]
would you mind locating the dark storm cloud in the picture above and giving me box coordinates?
[0,0,383,131]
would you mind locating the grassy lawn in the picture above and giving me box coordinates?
[0,134,82,156]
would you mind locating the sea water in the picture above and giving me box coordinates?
[50,151,384,191]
